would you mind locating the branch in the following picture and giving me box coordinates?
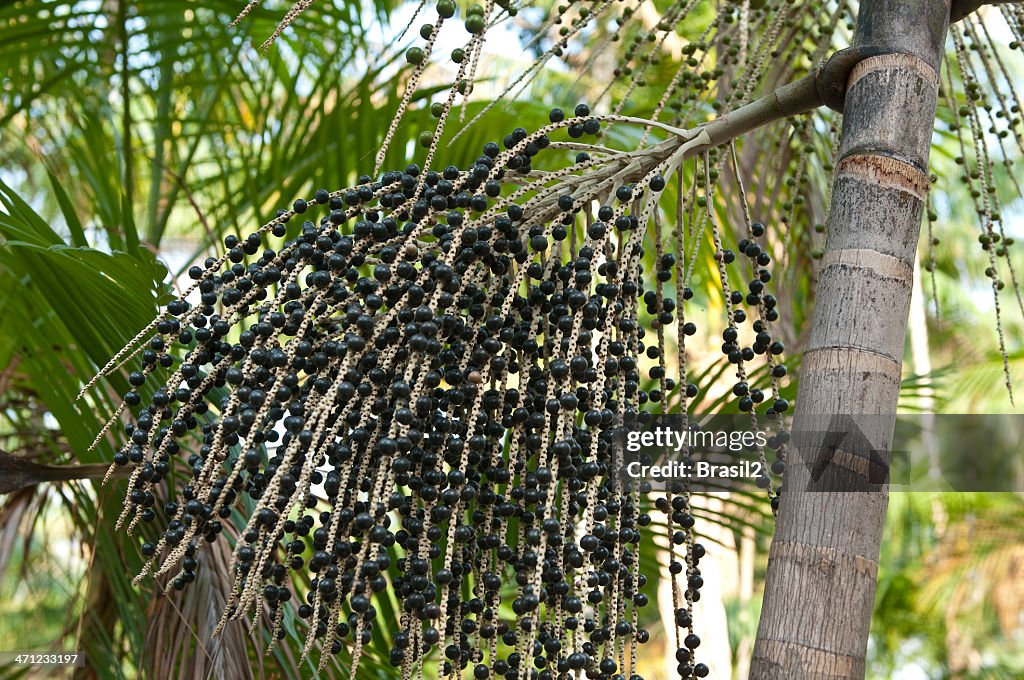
[692,70,822,153]
[472,47,869,224]
[0,449,127,495]
[666,46,869,161]
[951,0,1024,23]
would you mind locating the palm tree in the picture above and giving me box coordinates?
[753,2,956,675]
[1,0,1021,678]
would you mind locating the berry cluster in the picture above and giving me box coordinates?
[90,104,788,678]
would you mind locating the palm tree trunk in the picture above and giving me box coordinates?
[750,0,950,676]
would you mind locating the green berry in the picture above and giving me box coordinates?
[465,14,486,33]
[418,131,434,147]
[406,47,425,65]
[436,0,455,18]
